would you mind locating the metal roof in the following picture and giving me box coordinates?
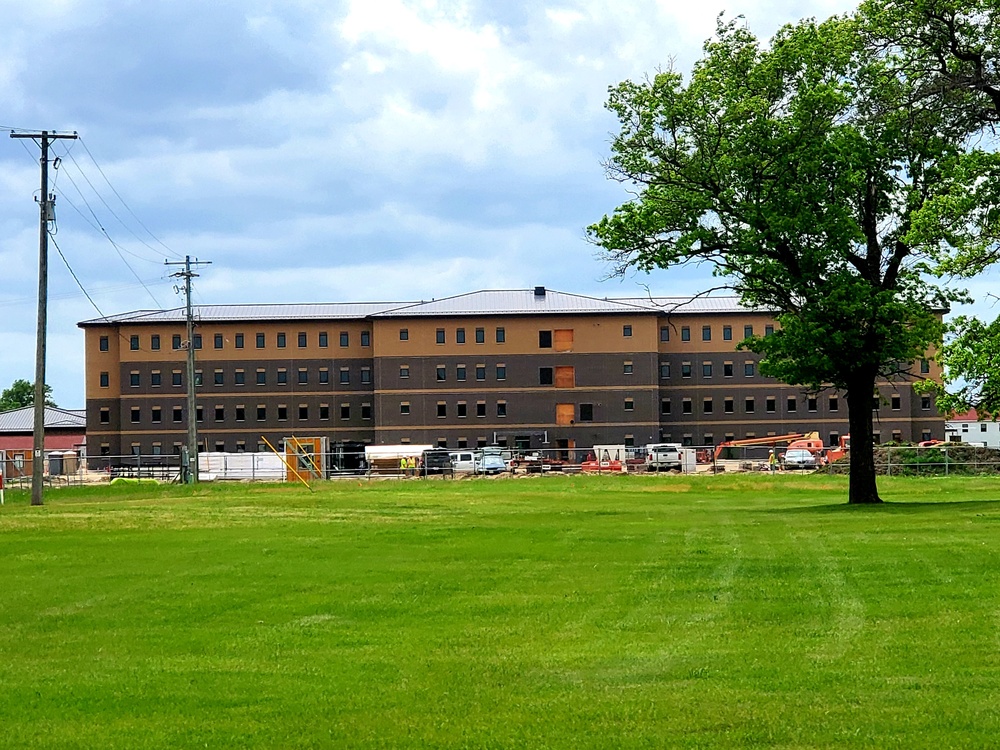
[372,289,657,317]
[79,302,405,326]
[0,406,87,433]
[78,289,762,327]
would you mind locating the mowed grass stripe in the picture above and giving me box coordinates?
[0,475,998,747]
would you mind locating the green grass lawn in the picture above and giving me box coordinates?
[1,474,999,748]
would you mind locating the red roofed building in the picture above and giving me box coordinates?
[945,408,1000,448]
[0,405,86,480]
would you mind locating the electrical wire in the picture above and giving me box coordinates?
[77,136,183,260]
[49,232,109,321]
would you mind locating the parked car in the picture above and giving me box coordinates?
[448,451,477,473]
[781,449,818,470]
[474,454,508,475]
[646,443,683,471]
[420,449,454,476]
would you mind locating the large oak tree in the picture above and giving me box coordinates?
[589,14,1000,503]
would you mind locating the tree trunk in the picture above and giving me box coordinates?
[845,373,882,504]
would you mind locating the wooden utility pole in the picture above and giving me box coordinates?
[10,130,78,506]
[166,256,211,483]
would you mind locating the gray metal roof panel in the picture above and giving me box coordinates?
[613,296,770,314]
[372,289,656,317]
[79,303,403,326]
[0,406,87,432]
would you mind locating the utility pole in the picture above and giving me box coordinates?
[10,130,78,506]
[166,256,211,483]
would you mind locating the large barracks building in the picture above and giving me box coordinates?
[79,287,943,457]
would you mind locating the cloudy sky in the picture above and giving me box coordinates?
[2,0,996,407]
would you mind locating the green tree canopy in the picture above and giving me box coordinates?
[0,379,57,412]
[589,14,1000,503]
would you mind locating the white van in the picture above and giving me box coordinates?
[646,443,683,471]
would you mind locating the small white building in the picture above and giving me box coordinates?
[945,409,1000,448]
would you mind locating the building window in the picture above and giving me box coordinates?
[277,370,287,385]
[338,403,349,420]
[476,365,486,381]
[193,334,202,350]
[361,331,371,347]
[920,358,930,374]
[173,334,182,350]
[744,362,755,377]
[828,396,839,412]
[300,404,311,420]
[275,333,286,348]
[235,333,244,349]
[130,407,140,424]
[457,402,468,418]
[340,332,349,347]
[723,363,733,377]
[745,397,755,413]
[100,371,109,388]
[129,335,139,350]
[624,361,634,375]
[437,402,447,418]
[497,401,507,417]
[496,365,506,380]
[172,406,182,423]
[361,367,371,384]
[496,327,505,343]
[787,396,796,412]
[399,366,409,379]
[235,406,245,421]
[214,370,224,386]
[579,403,594,422]
[660,326,670,342]
[724,398,734,414]
[661,399,671,415]
[702,362,712,377]
[808,397,817,412]
[215,333,224,349]
[702,325,711,342]
[540,367,554,385]
[172,371,182,386]
[891,395,901,410]
[399,328,409,341]
[196,406,204,422]
[315,331,327,348]
[436,366,446,382]
[765,325,774,337]
[295,332,306,348]
[256,370,266,386]
[340,369,350,384]
[194,371,203,386]
[99,407,110,424]
[681,326,690,342]
[456,328,466,344]
[474,327,484,344]
[151,371,161,387]
[361,403,372,420]
[98,335,110,352]
[660,363,670,379]
[256,333,265,348]
[624,398,634,412]
[744,325,753,338]
[703,398,713,414]
[215,406,225,421]
[623,324,633,337]
[298,369,308,385]
[921,395,932,410]
[476,401,486,417]
[682,399,692,414]
[681,363,692,378]
[766,397,776,413]
[151,334,160,351]
[234,370,245,386]
[723,326,732,341]
[539,330,552,348]
[457,365,467,381]
[436,329,446,344]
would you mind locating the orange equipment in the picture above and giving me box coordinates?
[713,432,819,461]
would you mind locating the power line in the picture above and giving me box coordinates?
[78,136,183,260]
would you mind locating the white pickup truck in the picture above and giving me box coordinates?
[645,443,684,471]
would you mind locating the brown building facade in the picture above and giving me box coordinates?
[78,288,944,457]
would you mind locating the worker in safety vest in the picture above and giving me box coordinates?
[768,450,778,473]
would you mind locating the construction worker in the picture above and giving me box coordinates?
[768,449,778,473]
[400,455,408,477]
